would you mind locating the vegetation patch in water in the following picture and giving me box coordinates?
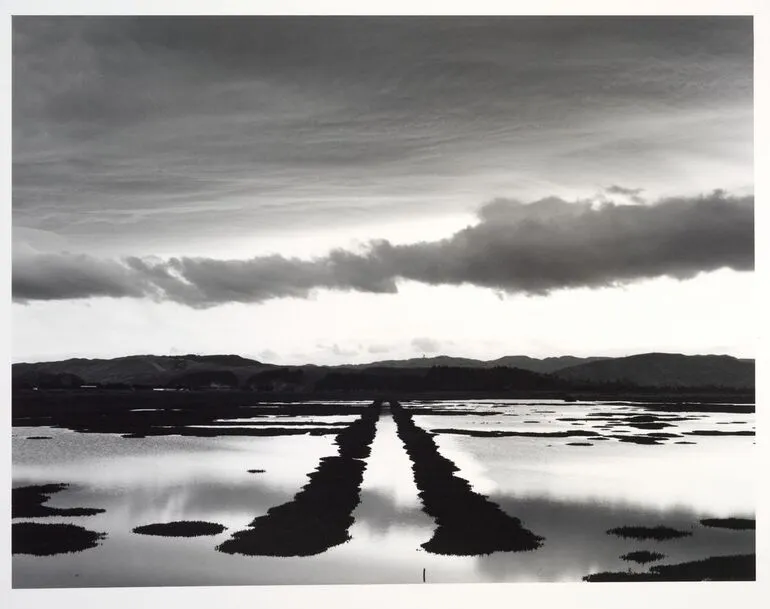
[13,522,105,556]
[431,428,599,438]
[584,554,755,581]
[620,550,665,564]
[133,521,227,537]
[12,483,105,518]
[13,395,372,438]
[610,435,662,445]
[700,518,755,530]
[217,404,381,557]
[392,402,543,556]
[607,525,691,540]
[641,403,754,414]
[626,422,673,430]
[685,430,754,436]
[247,469,266,474]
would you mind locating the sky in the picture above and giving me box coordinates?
[11,15,755,364]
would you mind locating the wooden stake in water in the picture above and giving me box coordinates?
[422,568,426,583]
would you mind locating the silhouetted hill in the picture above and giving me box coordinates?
[486,355,610,373]
[350,356,487,369]
[354,354,608,372]
[12,352,754,392]
[555,353,754,389]
[12,354,271,388]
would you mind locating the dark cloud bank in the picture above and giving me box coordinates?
[13,192,754,308]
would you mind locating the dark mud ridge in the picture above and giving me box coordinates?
[26,436,52,440]
[700,517,755,530]
[439,426,683,447]
[133,521,227,537]
[217,403,381,556]
[685,429,755,437]
[206,420,351,426]
[431,428,600,438]
[621,550,665,564]
[585,554,755,581]
[13,396,372,438]
[641,403,754,414]
[607,525,691,541]
[584,413,695,425]
[610,435,663,445]
[13,483,105,518]
[392,402,543,555]
[247,469,266,474]
[406,408,501,416]
[13,522,106,556]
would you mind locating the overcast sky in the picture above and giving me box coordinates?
[11,16,755,364]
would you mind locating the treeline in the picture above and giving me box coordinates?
[12,368,307,392]
[12,365,755,396]
[315,366,566,392]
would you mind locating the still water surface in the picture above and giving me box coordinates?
[12,400,755,587]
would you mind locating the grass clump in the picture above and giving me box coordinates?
[700,518,755,530]
[12,483,105,518]
[585,554,755,581]
[132,521,227,537]
[620,550,665,564]
[607,525,691,541]
[13,522,105,556]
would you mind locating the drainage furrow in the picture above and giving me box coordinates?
[217,402,382,556]
[390,401,544,555]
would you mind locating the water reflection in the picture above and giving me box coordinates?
[435,433,754,515]
[474,493,755,582]
[12,399,755,587]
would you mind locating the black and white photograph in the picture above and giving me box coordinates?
[6,2,760,599]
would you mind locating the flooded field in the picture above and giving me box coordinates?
[11,398,755,587]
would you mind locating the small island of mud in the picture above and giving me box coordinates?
[585,554,755,581]
[13,483,105,518]
[133,521,227,537]
[620,550,665,564]
[607,525,691,541]
[700,517,755,530]
[13,522,106,556]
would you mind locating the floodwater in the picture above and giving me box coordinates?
[11,400,755,587]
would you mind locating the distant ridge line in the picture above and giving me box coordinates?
[11,352,754,391]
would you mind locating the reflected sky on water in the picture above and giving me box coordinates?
[12,400,755,587]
